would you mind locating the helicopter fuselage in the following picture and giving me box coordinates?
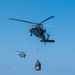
[18,52,26,58]
[29,24,46,40]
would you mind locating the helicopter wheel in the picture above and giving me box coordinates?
[30,33,32,36]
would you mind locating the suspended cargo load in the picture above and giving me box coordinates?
[35,60,41,71]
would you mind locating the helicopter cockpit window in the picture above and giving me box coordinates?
[30,25,35,29]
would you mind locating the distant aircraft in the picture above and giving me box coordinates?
[9,16,55,45]
[13,50,26,58]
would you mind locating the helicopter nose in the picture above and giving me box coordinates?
[30,26,35,29]
[29,26,35,32]
[29,27,33,33]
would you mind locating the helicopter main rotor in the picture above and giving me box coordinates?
[12,50,24,53]
[40,16,54,24]
[9,16,55,25]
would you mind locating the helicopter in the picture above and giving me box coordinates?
[13,50,26,58]
[9,16,55,45]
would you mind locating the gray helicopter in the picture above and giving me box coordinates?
[9,16,55,44]
[13,50,26,58]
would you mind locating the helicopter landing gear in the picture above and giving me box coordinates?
[30,33,32,36]
[47,34,50,40]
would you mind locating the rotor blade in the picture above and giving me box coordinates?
[45,25,64,28]
[9,18,37,24]
[40,16,55,24]
[12,50,22,52]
